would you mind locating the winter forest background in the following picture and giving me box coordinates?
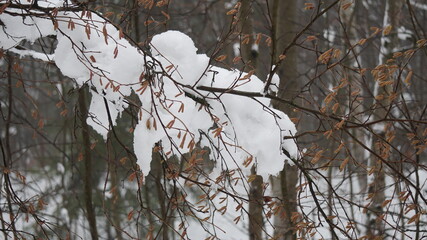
[0,0,427,239]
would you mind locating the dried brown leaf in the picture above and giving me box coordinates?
[215,55,227,62]
[383,25,392,35]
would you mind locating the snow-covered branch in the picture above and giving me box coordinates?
[0,0,298,181]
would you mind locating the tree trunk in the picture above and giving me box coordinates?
[237,1,264,238]
[249,166,264,240]
[270,0,299,239]
[238,0,257,69]
[339,2,370,234]
[367,0,404,238]
[106,136,124,240]
[78,86,99,240]
[151,149,170,240]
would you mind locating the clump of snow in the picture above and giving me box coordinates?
[9,47,54,61]
[54,11,144,139]
[38,0,69,8]
[150,30,210,86]
[398,26,413,41]
[252,43,259,52]
[233,42,240,57]
[145,30,297,179]
[265,67,280,94]
[0,9,55,49]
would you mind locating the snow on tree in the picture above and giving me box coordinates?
[0,0,298,238]
[0,1,297,178]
